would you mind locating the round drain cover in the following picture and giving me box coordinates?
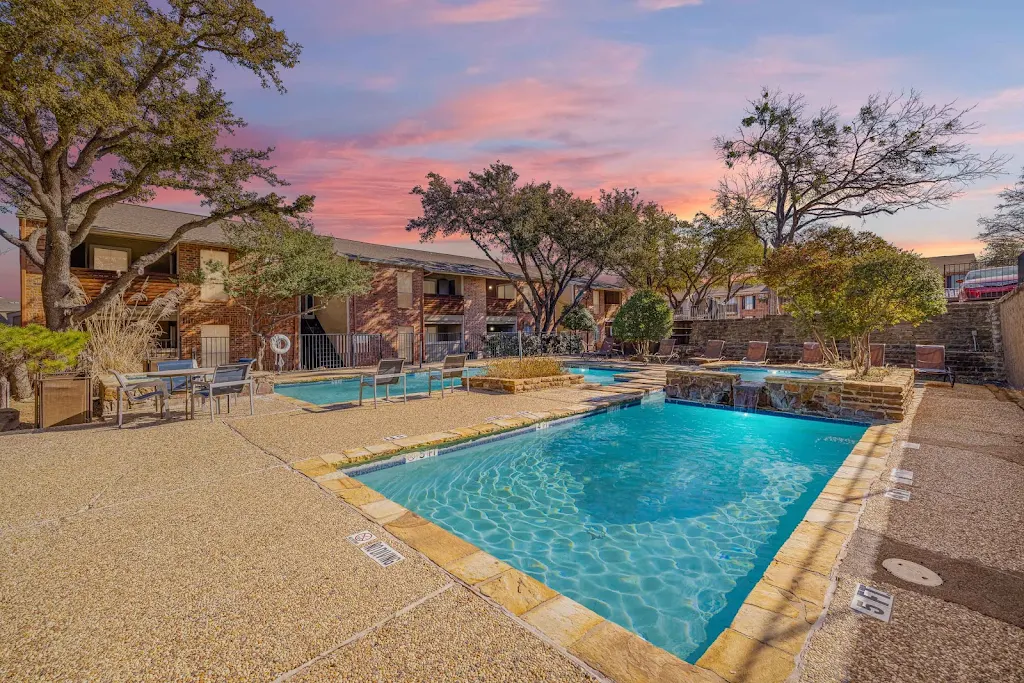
[882,558,942,586]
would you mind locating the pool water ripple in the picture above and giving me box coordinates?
[359,397,864,661]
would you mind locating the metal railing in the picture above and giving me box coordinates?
[194,337,231,367]
[674,297,729,321]
[299,332,418,370]
[424,332,464,363]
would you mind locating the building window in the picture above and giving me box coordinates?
[200,250,230,302]
[396,272,413,308]
[90,245,131,272]
[743,295,756,311]
[494,283,515,299]
[423,278,437,295]
[604,290,621,305]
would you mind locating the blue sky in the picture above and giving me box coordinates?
[3,0,1023,298]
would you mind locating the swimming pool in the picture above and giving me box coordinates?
[567,366,636,385]
[357,397,864,661]
[715,365,824,382]
[275,367,486,405]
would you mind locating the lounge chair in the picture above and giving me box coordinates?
[798,341,824,366]
[113,371,169,428]
[691,339,725,364]
[359,358,407,408]
[869,343,886,369]
[915,345,956,387]
[191,363,256,422]
[649,339,679,364]
[742,341,769,365]
[429,354,470,397]
[582,337,620,359]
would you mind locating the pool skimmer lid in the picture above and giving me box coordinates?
[882,558,942,587]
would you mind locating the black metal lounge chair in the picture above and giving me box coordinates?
[915,345,956,387]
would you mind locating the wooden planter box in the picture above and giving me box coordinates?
[468,373,585,394]
[36,375,93,429]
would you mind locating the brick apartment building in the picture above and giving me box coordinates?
[17,204,627,367]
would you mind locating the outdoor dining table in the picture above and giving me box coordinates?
[142,366,217,419]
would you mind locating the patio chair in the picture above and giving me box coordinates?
[869,343,886,369]
[154,358,197,394]
[915,345,956,387]
[359,358,408,408]
[648,339,679,364]
[191,363,256,422]
[581,337,620,359]
[690,339,725,364]
[113,371,169,428]
[798,341,824,366]
[429,354,470,397]
[742,341,769,365]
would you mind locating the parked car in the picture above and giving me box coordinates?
[958,265,1019,301]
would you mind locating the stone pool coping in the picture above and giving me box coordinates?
[287,386,900,683]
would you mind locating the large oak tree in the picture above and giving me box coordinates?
[716,90,1005,249]
[0,0,311,330]
[408,163,638,332]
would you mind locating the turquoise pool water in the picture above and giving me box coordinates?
[567,366,635,385]
[275,367,486,405]
[716,365,824,382]
[358,398,864,662]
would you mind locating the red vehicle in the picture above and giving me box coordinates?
[958,266,1019,301]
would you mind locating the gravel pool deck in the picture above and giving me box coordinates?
[0,384,648,682]
[798,383,1024,683]
[1,377,1020,681]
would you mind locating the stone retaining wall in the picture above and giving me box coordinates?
[676,302,1004,384]
[468,373,584,394]
[665,367,914,421]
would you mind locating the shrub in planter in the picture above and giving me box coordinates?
[612,289,672,358]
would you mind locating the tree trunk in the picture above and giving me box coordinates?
[41,223,75,331]
[8,358,33,401]
[850,333,871,377]
[0,375,9,409]
[812,329,840,365]
[255,335,267,372]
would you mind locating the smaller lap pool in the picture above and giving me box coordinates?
[715,365,824,382]
[275,367,487,405]
[567,366,636,385]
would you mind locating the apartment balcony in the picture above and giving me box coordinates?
[486,297,518,317]
[423,293,465,316]
[72,268,178,305]
[592,303,620,320]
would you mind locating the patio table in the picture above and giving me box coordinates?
[142,367,216,419]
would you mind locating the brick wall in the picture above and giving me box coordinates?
[177,243,300,368]
[463,276,487,351]
[350,265,423,360]
[679,302,1005,384]
[1000,287,1024,389]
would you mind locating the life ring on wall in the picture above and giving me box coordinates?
[269,334,292,355]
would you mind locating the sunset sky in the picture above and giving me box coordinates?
[2,0,1024,298]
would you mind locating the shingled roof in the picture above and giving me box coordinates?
[20,203,624,288]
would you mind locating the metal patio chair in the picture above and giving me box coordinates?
[113,371,169,428]
[359,358,408,408]
[428,354,470,397]
[648,339,680,364]
[191,363,256,422]
[742,341,769,365]
[690,339,725,364]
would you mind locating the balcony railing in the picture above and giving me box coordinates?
[423,294,465,316]
[486,297,518,317]
[72,268,178,305]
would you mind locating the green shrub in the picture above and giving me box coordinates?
[612,289,672,357]
[560,306,597,334]
[483,332,584,357]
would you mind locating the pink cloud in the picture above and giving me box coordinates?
[637,0,703,10]
[431,0,548,24]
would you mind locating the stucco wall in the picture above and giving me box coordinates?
[1000,288,1024,388]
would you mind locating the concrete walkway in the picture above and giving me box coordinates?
[0,389,609,681]
[799,383,1024,682]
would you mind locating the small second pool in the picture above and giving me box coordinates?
[715,365,824,382]
[275,367,487,405]
[567,366,636,385]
